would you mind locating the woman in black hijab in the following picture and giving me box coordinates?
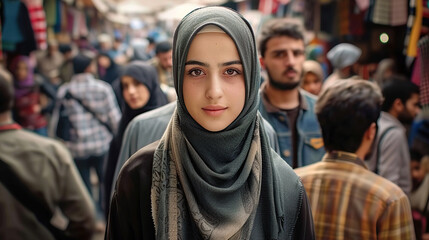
[103,61,168,217]
[106,7,314,239]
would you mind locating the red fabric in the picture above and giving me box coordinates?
[14,91,47,130]
[26,5,47,50]
[0,123,21,131]
[258,0,280,15]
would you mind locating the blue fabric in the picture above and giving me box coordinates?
[259,91,325,167]
[75,154,105,219]
[2,0,24,43]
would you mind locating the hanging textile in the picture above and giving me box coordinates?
[405,0,423,58]
[22,0,47,50]
[338,0,350,36]
[372,0,407,26]
[419,36,429,108]
[2,0,37,54]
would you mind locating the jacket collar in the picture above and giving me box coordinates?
[259,81,309,113]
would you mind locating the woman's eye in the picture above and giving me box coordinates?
[189,69,204,76]
[225,69,240,76]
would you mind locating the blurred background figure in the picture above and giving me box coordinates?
[103,61,168,218]
[323,43,361,90]
[148,41,175,102]
[301,60,324,95]
[0,70,96,240]
[97,52,122,86]
[373,58,396,88]
[9,55,48,136]
[36,40,64,82]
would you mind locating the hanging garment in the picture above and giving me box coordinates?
[406,0,423,58]
[2,0,24,50]
[419,36,429,107]
[23,0,47,50]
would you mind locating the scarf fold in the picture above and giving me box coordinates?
[151,6,281,239]
[152,110,267,240]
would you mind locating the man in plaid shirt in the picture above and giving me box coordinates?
[295,80,415,240]
[50,52,121,223]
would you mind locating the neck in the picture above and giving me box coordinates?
[0,112,13,125]
[265,83,300,109]
[354,147,367,160]
[387,109,398,118]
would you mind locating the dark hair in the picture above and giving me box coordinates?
[381,76,420,112]
[155,41,172,55]
[0,72,14,113]
[258,19,304,57]
[316,80,383,153]
[410,148,423,162]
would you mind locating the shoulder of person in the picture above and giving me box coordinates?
[117,141,159,185]
[271,149,302,189]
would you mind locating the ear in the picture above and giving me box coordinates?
[366,122,377,141]
[259,56,265,70]
[392,98,404,113]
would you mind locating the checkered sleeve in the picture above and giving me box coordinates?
[377,195,416,240]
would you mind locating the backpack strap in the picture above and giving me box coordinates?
[375,126,396,174]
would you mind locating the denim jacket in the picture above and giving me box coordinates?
[259,87,325,167]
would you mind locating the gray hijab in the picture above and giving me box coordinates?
[151,6,280,239]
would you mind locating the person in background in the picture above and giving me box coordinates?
[36,40,64,80]
[148,41,176,102]
[103,61,168,218]
[296,79,416,240]
[258,19,325,167]
[365,77,420,196]
[97,52,122,86]
[323,43,361,90]
[49,51,121,230]
[301,60,324,96]
[0,71,96,240]
[10,55,48,136]
[59,43,75,84]
[106,7,314,239]
[373,58,396,88]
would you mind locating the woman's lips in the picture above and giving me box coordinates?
[202,106,227,117]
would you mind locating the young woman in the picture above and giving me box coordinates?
[103,61,168,216]
[106,7,314,239]
[10,55,48,136]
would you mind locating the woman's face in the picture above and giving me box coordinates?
[98,55,111,69]
[301,72,322,95]
[121,75,150,109]
[16,61,28,81]
[183,32,245,132]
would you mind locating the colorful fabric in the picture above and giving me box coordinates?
[405,0,423,58]
[295,151,416,240]
[372,0,407,26]
[26,5,47,50]
[419,35,429,107]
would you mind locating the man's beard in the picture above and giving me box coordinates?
[397,110,414,125]
[266,66,301,90]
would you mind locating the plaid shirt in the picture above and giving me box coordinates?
[295,151,415,240]
[52,73,121,159]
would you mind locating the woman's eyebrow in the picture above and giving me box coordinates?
[185,60,207,67]
[185,60,242,67]
[221,60,242,67]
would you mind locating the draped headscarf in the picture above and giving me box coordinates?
[151,6,280,239]
[104,61,168,213]
[10,56,35,98]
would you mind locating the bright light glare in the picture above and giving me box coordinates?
[380,33,389,44]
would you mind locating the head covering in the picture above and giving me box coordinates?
[303,60,324,81]
[104,61,168,209]
[119,61,168,131]
[152,6,281,239]
[97,52,121,85]
[10,56,35,98]
[73,53,93,74]
[327,43,361,69]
